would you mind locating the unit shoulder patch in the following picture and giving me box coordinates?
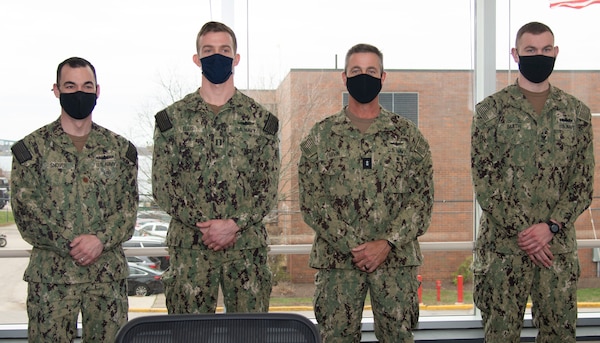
[11,140,33,164]
[155,110,173,132]
[126,141,137,163]
[263,114,279,135]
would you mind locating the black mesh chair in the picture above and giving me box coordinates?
[115,312,321,343]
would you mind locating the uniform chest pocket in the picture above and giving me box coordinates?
[373,144,411,193]
[91,161,120,186]
[228,133,265,172]
[554,127,577,147]
[497,123,534,166]
[317,153,360,223]
[318,154,347,177]
[318,153,356,196]
[552,126,577,166]
[46,164,76,186]
[230,133,262,153]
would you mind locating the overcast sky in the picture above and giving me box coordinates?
[1,0,600,147]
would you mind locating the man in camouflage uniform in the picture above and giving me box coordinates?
[299,43,434,343]
[471,22,594,343]
[152,21,279,314]
[10,57,139,342]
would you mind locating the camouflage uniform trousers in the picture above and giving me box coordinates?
[26,279,128,343]
[473,250,580,343]
[313,266,419,343]
[163,246,272,314]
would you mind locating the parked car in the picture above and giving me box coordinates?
[135,210,170,232]
[123,237,166,248]
[125,235,165,245]
[138,222,169,238]
[127,256,161,270]
[123,237,169,270]
[0,177,9,210]
[127,263,164,296]
[137,210,171,222]
[132,227,161,238]
[135,218,159,230]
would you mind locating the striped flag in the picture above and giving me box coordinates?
[550,0,600,8]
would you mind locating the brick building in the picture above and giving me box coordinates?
[246,68,600,285]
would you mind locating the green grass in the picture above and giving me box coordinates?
[419,288,473,305]
[270,287,600,307]
[0,209,13,226]
[270,289,474,307]
[577,287,600,302]
[270,296,313,307]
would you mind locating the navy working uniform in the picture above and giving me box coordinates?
[152,89,279,313]
[471,83,594,342]
[299,107,434,343]
[11,119,138,342]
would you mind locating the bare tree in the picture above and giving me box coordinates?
[248,70,339,244]
[130,71,196,206]
[133,69,338,243]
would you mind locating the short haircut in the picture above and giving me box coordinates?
[56,57,97,85]
[344,43,384,74]
[515,21,554,48]
[196,21,237,54]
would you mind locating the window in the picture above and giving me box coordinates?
[343,92,419,125]
[2,1,600,341]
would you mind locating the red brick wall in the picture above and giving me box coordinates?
[246,69,600,284]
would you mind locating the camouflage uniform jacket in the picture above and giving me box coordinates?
[152,89,279,250]
[471,83,594,255]
[299,108,434,269]
[11,119,139,283]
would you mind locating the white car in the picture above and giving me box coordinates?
[139,222,169,238]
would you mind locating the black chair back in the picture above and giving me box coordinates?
[115,312,321,343]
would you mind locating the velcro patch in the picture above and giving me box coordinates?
[126,141,137,163]
[476,102,497,123]
[413,136,429,160]
[263,114,279,135]
[11,140,33,164]
[155,110,173,132]
[300,136,317,157]
[576,103,591,124]
[362,157,372,169]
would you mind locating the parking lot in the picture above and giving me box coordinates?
[0,223,171,323]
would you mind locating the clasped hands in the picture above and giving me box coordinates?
[518,222,555,268]
[70,234,103,266]
[351,239,392,273]
[197,219,239,251]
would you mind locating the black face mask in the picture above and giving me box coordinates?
[59,91,97,120]
[518,55,556,83]
[200,54,233,84]
[346,74,382,104]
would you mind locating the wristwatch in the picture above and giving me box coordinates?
[546,221,560,234]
